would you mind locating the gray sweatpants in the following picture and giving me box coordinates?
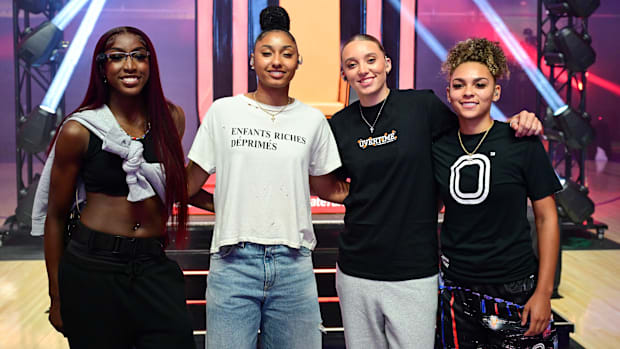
[336,265,438,349]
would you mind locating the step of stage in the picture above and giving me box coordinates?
[168,214,574,348]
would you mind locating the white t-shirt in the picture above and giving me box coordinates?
[188,94,342,253]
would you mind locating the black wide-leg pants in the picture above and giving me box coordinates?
[58,225,195,349]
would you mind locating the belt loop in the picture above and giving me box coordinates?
[129,238,137,257]
[87,228,96,251]
[111,237,122,254]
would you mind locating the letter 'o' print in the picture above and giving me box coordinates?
[449,154,491,205]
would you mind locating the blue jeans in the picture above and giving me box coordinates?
[206,243,322,349]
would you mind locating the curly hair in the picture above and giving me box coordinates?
[441,38,509,81]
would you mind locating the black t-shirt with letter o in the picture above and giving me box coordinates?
[432,122,562,284]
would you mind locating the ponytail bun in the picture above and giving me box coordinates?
[260,6,290,32]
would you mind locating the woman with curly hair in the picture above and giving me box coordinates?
[433,38,561,348]
[37,26,194,348]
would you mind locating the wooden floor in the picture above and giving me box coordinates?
[1,161,619,348]
[549,160,620,348]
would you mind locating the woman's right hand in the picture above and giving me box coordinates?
[49,298,64,334]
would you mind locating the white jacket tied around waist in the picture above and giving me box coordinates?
[30,104,166,236]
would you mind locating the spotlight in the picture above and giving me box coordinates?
[41,0,107,113]
[553,26,596,72]
[542,31,565,66]
[543,0,600,18]
[16,0,47,14]
[17,0,91,67]
[17,107,58,154]
[18,21,63,66]
[551,106,594,150]
[555,179,595,224]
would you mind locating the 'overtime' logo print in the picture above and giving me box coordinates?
[357,130,398,149]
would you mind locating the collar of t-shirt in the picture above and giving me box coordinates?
[359,101,384,125]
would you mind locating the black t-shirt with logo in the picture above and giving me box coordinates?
[329,89,456,281]
[432,122,562,284]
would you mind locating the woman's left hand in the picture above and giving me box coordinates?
[509,111,543,137]
[521,290,552,336]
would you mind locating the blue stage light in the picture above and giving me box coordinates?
[472,0,567,115]
[18,0,90,67]
[41,0,107,114]
[388,1,507,121]
[51,0,89,31]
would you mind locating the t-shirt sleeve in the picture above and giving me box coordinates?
[524,137,563,201]
[309,115,342,176]
[425,91,458,140]
[187,107,217,174]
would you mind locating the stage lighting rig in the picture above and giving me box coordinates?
[542,31,564,66]
[542,0,600,18]
[547,26,596,72]
[17,107,59,154]
[549,106,594,150]
[555,178,595,224]
[18,21,63,66]
[16,0,48,13]
[17,0,90,66]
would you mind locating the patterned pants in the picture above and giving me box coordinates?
[436,274,557,349]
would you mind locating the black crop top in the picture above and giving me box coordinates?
[81,130,159,196]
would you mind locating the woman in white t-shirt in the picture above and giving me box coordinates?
[186,6,347,349]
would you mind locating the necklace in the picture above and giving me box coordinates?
[130,122,151,141]
[458,120,494,156]
[250,92,293,122]
[359,91,390,134]
[119,121,151,141]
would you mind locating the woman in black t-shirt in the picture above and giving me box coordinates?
[433,38,561,348]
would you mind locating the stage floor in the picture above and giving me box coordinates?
[1,160,619,348]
